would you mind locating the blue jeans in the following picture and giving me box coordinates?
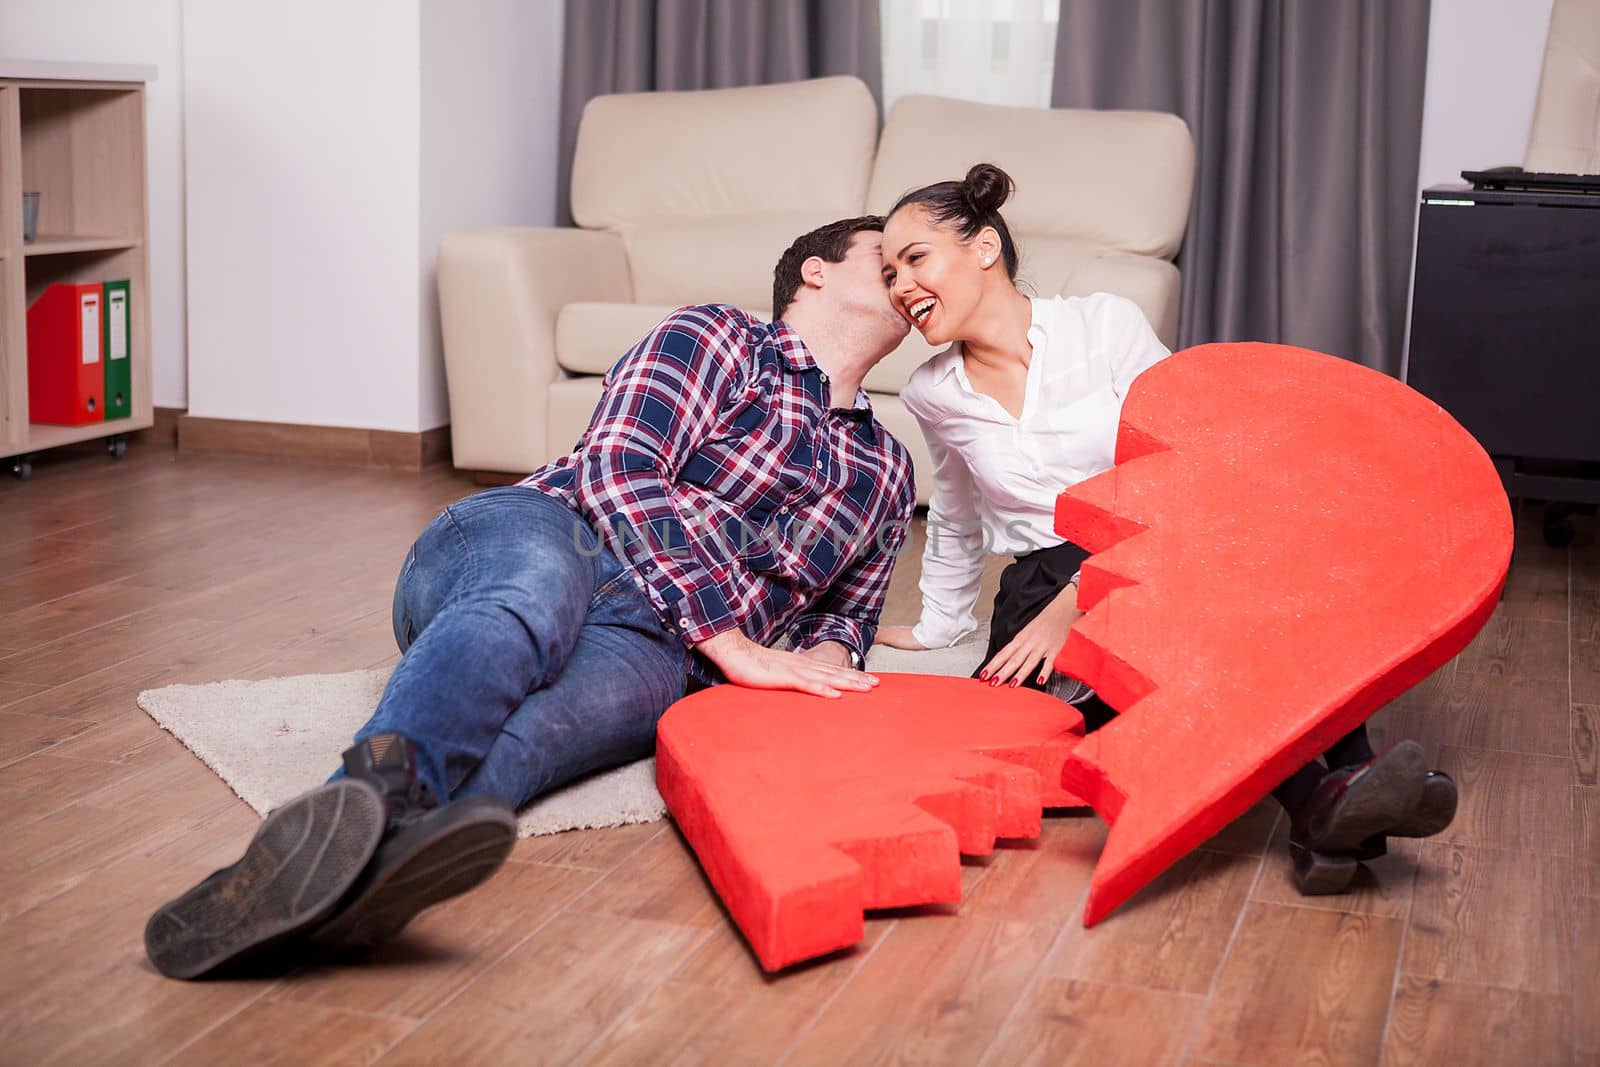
[343,485,690,807]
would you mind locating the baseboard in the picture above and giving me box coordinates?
[177,415,452,471]
[471,470,525,487]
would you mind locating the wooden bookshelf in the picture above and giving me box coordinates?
[0,61,156,475]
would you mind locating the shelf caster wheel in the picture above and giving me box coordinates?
[107,434,128,460]
[10,454,34,480]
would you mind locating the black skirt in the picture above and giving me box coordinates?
[975,539,1090,692]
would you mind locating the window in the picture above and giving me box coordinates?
[881,0,1062,114]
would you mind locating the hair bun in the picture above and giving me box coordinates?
[961,163,1014,216]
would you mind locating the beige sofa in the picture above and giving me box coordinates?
[438,76,1194,501]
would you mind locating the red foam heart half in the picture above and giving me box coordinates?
[656,675,1084,972]
[1054,342,1512,925]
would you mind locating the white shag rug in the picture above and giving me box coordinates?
[136,634,989,837]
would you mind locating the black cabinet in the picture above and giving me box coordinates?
[1406,183,1600,523]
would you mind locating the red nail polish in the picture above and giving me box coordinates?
[989,678,999,687]
[1010,679,1020,688]
[979,670,988,680]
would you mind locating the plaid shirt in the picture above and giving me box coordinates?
[522,305,915,674]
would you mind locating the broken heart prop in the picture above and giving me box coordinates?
[1054,342,1512,924]
[658,341,1511,968]
[655,675,1083,972]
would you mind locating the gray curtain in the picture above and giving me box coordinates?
[558,0,883,224]
[1053,0,1430,374]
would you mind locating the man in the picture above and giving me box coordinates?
[146,217,916,979]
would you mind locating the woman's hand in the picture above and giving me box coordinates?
[873,625,928,651]
[980,585,1083,688]
[697,629,879,698]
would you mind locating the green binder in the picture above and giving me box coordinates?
[102,279,131,420]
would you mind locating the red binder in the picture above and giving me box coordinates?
[27,282,105,426]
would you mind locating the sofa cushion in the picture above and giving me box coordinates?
[624,212,842,309]
[572,77,878,229]
[545,376,608,460]
[556,302,768,376]
[866,95,1194,259]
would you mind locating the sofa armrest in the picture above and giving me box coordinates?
[1060,250,1182,350]
[438,227,632,473]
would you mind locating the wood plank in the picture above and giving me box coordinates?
[982,978,1201,1067]
[1577,892,1600,1056]
[1200,798,1280,856]
[0,750,147,823]
[1568,579,1593,703]
[960,814,1103,926]
[1456,613,1569,681]
[0,678,49,707]
[1190,903,1404,1067]
[1379,671,1571,758]
[582,979,823,1067]
[1576,785,1599,899]
[1497,538,1569,621]
[0,800,176,921]
[167,1001,414,1067]
[270,861,600,1020]
[1041,848,1260,995]
[0,708,96,765]
[0,854,276,1066]
[77,738,241,826]
[1577,704,1598,788]
[376,912,701,1065]
[0,607,221,686]
[1402,842,1572,995]
[34,707,168,762]
[566,826,725,929]
[1382,975,1573,1067]
[783,913,1054,1066]
[1251,817,1419,919]
[1429,745,1571,855]
[509,819,663,871]
[0,557,129,613]
[0,577,173,652]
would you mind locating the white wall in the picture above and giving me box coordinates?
[0,0,188,410]
[1416,0,1556,191]
[419,0,564,430]
[183,0,563,433]
[183,1,423,431]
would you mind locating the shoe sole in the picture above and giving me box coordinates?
[144,779,386,980]
[1306,740,1429,854]
[310,799,517,953]
[1390,773,1459,838]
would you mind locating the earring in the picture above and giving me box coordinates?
[983,255,994,266]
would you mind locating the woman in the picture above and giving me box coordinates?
[874,163,1457,895]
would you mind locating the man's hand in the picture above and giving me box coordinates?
[980,584,1083,688]
[797,641,856,669]
[873,625,928,651]
[697,629,879,698]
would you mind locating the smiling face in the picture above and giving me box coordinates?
[881,205,1000,348]
[825,230,911,352]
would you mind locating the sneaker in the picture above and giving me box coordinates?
[144,778,386,980]
[309,733,517,953]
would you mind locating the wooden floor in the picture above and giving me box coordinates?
[1,440,1594,1066]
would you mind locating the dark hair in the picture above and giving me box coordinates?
[888,162,1020,281]
[771,215,885,321]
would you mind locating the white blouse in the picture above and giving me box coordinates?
[900,293,1171,649]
